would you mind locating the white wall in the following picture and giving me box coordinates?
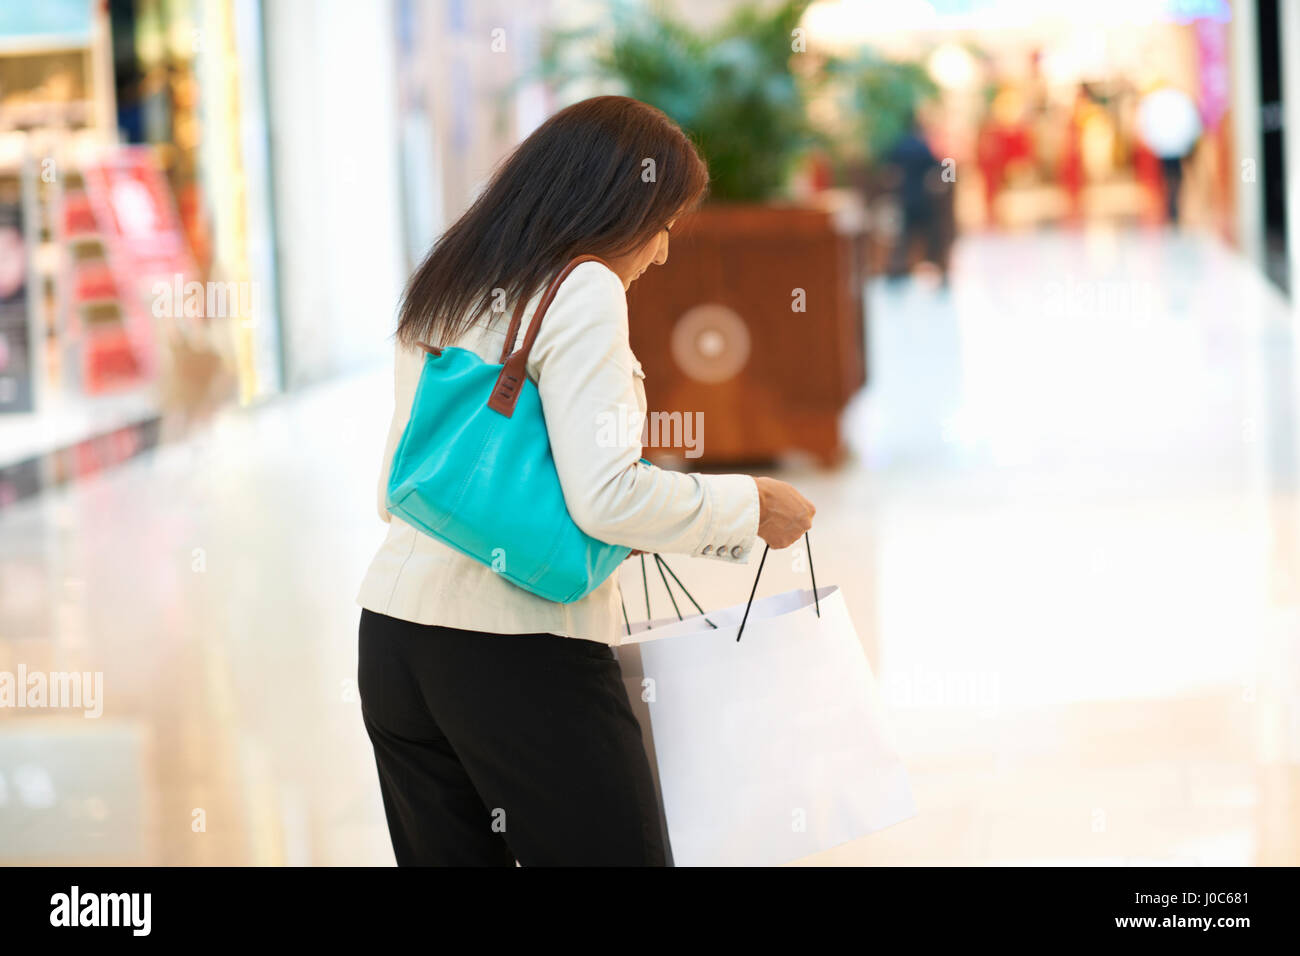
[1231,0,1263,268]
[262,0,406,387]
[417,0,555,227]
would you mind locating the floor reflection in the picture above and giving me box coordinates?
[1,225,1297,865]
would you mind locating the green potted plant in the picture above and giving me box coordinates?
[826,47,940,171]
[538,0,918,465]
[543,0,818,201]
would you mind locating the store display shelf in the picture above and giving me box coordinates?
[0,36,91,57]
[0,385,158,471]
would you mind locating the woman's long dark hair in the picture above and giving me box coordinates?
[395,95,709,348]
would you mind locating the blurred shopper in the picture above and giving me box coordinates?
[1136,85,1202,225]
[975,86,1033,227]
[885,112,949,285]
[355,96,815,867]
[1057,86,1091,225]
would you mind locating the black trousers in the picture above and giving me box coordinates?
[888,202,947,278]
[357,609,667,866]
[1159,155,1185,224]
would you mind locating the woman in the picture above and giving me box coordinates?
[357,96,815,866]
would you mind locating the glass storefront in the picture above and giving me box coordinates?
[0,0,282,503]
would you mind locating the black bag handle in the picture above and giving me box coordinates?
[733,532,819,642]
[621,554,716,637]
[619,532,819,642]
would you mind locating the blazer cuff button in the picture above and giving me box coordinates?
[730,545,743,559]
[701,545,713,555]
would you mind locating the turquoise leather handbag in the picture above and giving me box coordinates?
[385,255,633,603]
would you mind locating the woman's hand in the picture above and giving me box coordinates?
[755,477,816,550]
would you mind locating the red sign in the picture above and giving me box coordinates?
[77,147,197,390]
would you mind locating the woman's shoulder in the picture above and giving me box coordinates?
[549,258,626,320]
[527,258,632,373]
[555,256,623,291]
[394,259,626,361]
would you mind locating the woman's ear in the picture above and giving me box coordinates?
[654,229,670,265]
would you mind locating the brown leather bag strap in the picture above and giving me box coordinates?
[488,254,610,417]
[497,293,531,364]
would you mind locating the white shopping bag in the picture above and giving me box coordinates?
[616,576,916,867]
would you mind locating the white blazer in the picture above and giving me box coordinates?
[356,259,760,644]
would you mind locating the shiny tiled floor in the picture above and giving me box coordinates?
[2,226,1298,865]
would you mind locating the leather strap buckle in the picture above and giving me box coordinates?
[487,254,610,417]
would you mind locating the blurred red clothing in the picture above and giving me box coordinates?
[976,122,1032,224]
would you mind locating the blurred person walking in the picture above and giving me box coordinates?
[885,112,950,285]
[1136,84,1202,225]
[355,96,815,867]
[975,87,1033,228]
